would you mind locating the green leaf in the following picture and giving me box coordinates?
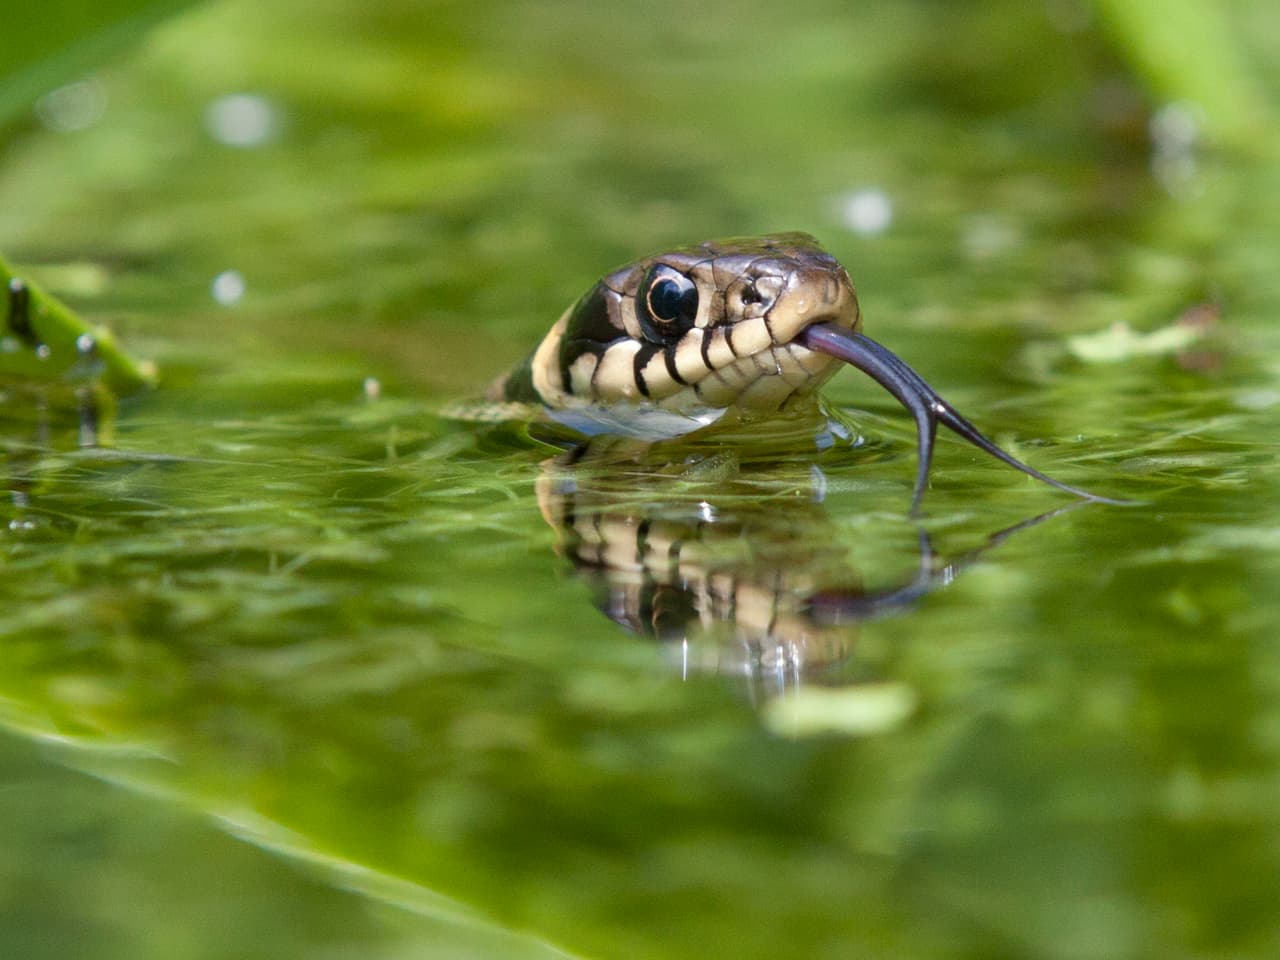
[0,255,156,393]
[0,0,203,129]
[1091,0,1272,152]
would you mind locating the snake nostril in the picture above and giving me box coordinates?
[741,281,762,305]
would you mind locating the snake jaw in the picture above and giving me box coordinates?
[765,263,861,350]
[736,264,863,406]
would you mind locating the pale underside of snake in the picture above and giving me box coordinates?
[487,233,1120,512]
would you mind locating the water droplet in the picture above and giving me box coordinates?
[1150,102,1200,154]
[212,270,246,305]
[205,94,280,148]
[837,188,893,236]
[1149,102,1203,198]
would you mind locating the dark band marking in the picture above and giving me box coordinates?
[766,571,782,636]
[662,345,689,386]
[500,350,539,403]
[635,518,652,566]
[557,284,621,390]
[555,337,609,399]
[723,323,741,358]
[762,309,778,346]
[667,538,683,582]
[632,343,660,399]
[568,284,625,343]
[565,443,591,468]
[699,330,714,371]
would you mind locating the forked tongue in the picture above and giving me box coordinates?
[798,322,1123,513]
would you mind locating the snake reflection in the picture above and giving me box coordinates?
[533,435,1078,699]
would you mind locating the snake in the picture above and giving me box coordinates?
[487,232,1116,511]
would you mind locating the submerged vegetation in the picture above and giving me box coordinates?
[0,2,1278,959]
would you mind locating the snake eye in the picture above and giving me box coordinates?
[639,265,698,341]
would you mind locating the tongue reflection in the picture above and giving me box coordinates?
[797,321,1120,512]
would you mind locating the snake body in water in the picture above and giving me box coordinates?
[487,232,1117,511]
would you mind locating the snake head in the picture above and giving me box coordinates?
[502,232,862,424]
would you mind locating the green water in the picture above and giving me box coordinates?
[2,1,1279,957]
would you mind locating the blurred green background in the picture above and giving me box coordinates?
[0,1,1278,958]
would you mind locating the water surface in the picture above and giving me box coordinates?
[1,1,1278,957]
